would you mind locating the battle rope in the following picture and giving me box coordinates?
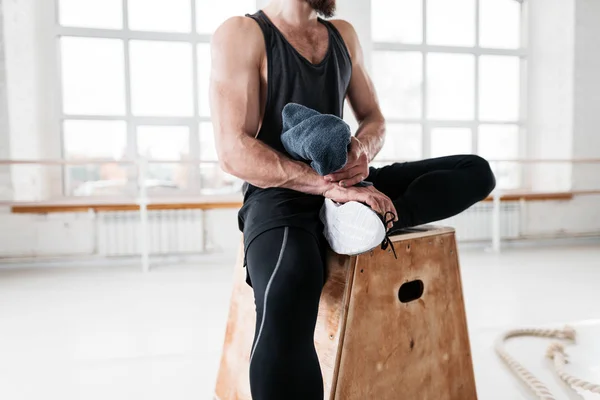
[495,326,600,399]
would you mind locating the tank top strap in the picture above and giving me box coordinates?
[318,19,352,67]
[245,11,275,48]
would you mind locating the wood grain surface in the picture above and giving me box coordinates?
[334,231,477,400]
[215,227,476,400]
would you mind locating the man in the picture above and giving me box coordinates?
[210,0,496,399]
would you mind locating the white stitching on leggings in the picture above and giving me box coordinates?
[249,227,289,365]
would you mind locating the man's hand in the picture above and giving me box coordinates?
[325,136,370,188]
[323,184,398,229]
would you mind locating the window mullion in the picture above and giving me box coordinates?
[190,0,202,191]
[421,0,428,158]
[56,26,211,44]
[373,42,524,57]
[474,0,480,154]
[122,0,138,197]
[191,0,200,128]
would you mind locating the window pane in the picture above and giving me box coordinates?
[137,126,190,160]
[478,124,519,189]
[64,120,127,159]
[372,0,422,44]
[59,0,122,29]
[427,53,475,120]
[137,126,190,191]
[128,0,191,33]
[61,37,126,115]
[129,41,194,116]
[479,56,520,121]
[63,120,128,196]
[430,127,472,157]
[199,122,217,161]
[199,122,240,194]
[197,44,211,117]
[196,0,255,34]
[427,0,475,46]
[373,52,422,119]
[480,0,521,49]
[374,124,422,162]
[343,103,359,133]
[199,164,242,195]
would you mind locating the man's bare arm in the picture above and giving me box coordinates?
[211,18,396,219]
[335,20,386,161]
[324,20,387,188]
[210,17,330,195]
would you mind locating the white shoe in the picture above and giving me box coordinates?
[319,198,386,255]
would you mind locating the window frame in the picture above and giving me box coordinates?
[371,0,528,181]
[51,0,246,195]
[49,0,528,194]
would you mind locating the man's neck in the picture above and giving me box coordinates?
[264,0,319,28]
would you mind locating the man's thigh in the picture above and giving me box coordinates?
[245,226,327,309]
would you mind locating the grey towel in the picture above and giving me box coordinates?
[281,103,351,176]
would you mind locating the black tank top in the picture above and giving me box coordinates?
[248,10,352,155]
[239,10,352,258]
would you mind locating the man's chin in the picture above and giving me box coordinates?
[305,0,336,18]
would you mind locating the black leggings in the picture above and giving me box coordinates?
[245,155,495,400]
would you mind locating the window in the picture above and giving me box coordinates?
[56,0,254,196]
[372,0,524,189]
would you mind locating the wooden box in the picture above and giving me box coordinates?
[215,226,477,400]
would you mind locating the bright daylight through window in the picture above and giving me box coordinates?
[57,0,253,196]
[57,0,524,195]
[371,0,524,189]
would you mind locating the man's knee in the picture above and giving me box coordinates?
[465,155,496,197]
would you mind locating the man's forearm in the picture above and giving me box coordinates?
[221,133,332,195]
[354,115,386,162]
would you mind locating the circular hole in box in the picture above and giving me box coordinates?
[398,280,424,303]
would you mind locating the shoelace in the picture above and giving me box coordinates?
[380,211,398,259]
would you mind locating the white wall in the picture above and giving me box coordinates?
[2,0,43,200]
[0,0,13,200]
[572,0,600,191]
[523,0,600,237]
[526,0,574,192]
[0,211,95,258]
[1,0,60,202]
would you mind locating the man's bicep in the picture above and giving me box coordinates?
[346,61,382,123]
[210,19,262,154]
[335,21,383,124]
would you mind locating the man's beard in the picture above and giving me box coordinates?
[304,0,336,18]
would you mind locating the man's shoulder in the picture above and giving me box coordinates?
[213,16,264,48]
[328,19,359,60]
[328,19,358,38]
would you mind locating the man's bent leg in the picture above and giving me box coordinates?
[368,155,496,228]
[246,227,325,400]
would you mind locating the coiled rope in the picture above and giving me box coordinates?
[495,326,600,399]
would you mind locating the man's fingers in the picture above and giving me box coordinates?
[326,165,360,182]
[326,171,352,182]
[339,173,365,188]
[363,195,383,215]
[386,201,397,229]
[373,195,397,230]
[377,199,389,223]
[386,200,398,228]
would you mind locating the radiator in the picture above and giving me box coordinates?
[436,202,520,241]
[96,210,204,256]
[96,203,519,256]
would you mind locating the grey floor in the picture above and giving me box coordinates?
[1,242,599,400]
